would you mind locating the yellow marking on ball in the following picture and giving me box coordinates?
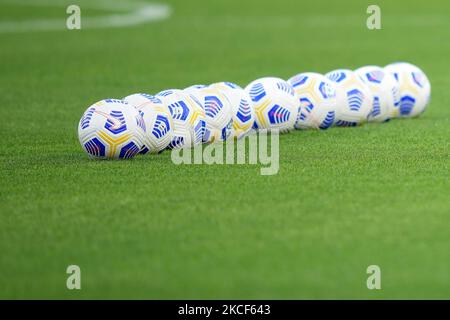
[98,131,132,158]
[294,78,321,102]
[401,81,420,95]
[254,100,270,128]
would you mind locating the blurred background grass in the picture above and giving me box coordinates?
[0,0,449,299]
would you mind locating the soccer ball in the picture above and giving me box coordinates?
[287,72,337,129]
[156,89,206,149]
[123,93,173,153]
[244,77,299,132]
[185,84,209,91]
[184,85,233,143]
[78,99,146,159]
[325,69,373,126]
[355,66,401,122]
[210,82,255,139]
[384,62,431,117]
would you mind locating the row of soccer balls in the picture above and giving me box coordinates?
[78,62,430,159]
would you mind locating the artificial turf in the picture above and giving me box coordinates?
[0,0,449,299]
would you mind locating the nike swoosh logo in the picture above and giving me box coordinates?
[94,110,123,130]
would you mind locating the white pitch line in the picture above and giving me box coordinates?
[0,1,171,33]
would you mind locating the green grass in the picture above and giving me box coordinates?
[0,0,449,299]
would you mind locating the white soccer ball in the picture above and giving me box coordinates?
[287,72,337,130]
[78,99,146,159]
[244,77,299,132]
[355,66,401,122]
[123,93,173,154]
[156,89,206,149]
[384,62,431,117]
[185,84,209,91]
[184,85,233,143]
[210,82,255,139]
[325,69,373,126]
